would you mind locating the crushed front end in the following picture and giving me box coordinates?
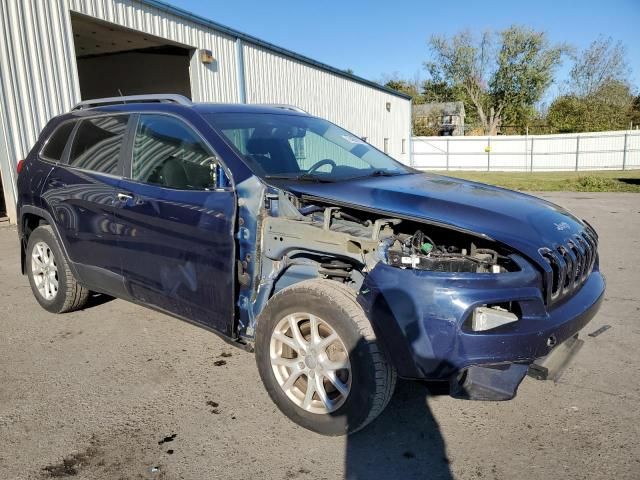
[247,187,605,402]
[358,226,605,400]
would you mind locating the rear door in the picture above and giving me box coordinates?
[43,114,130,294]
[114,113,236,334]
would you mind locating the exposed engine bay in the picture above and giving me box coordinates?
[262,193,518,282]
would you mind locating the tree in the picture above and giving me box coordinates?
[380,73,424,103]
[631,95,640,128]
[569,37,629,96]
[425,26,566,134]
[548,80,635,132]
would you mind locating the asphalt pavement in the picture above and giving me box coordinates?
[0,192,638,479]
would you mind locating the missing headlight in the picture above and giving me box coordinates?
[471,305,520,331]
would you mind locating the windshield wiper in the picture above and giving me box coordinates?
[264,173,334,183]
[340,169,413,181]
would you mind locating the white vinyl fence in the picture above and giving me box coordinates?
[411,130,640,171]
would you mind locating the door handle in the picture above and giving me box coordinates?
[116,192,133,202]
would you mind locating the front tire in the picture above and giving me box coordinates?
[255,279,396,435]
[26,225,90,313]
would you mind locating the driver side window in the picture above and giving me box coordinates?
[290,130,369,172]
[132,114,215,190]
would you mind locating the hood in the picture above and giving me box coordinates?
[279,173,590,266]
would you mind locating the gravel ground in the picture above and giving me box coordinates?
[0,192,639,480]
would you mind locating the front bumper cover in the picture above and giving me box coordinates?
[358,256,605,399]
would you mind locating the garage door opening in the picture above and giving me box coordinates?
[71,13,193,100]
[0,172,7,223]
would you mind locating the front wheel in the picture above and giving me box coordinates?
[255,279,396,435]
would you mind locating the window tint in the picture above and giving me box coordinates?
[68,115,129,174]
[41,121,76,161]
[132,114,214,190]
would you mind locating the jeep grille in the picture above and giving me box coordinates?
[539,228,598,305]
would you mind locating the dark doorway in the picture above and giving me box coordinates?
[0,171,7,223]
[71,13,192,99]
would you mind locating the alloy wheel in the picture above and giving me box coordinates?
[31,241,59,301]
[269,312,351,414]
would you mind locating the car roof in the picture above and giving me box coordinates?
[64,101,309,117]
[193,103,308,115]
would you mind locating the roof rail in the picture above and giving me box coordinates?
[260,104,308,114]
[72,94,193,110]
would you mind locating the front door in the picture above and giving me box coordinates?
[114,113,236,335]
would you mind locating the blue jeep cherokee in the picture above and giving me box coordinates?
[17,94,605,435]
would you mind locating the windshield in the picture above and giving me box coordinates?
[204,112,413,181]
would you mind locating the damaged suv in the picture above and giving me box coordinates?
[17,95,605,435]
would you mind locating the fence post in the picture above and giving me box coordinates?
[622,133,628,170]
[446,138,450,171]
[575,136,580,171]
[487,136,491,171]
[530,137,534,172]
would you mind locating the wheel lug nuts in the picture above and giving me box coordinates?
[298,362,305,369]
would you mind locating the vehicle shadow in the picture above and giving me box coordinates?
[342,379,453,480]
[83,292,115,309]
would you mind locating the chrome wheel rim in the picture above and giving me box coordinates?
[270,312,351,414]
[31,241,59,301]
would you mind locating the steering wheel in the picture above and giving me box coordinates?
[307,158,336,174]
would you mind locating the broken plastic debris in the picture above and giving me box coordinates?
[588,325,611,337]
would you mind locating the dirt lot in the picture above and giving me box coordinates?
[1,192,639,480]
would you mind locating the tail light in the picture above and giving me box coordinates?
[16,159,25,174]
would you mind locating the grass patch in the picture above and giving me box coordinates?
[433,170,640,192]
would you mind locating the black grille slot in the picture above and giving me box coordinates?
[540,229,598,305]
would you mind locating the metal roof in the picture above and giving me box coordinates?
[140,0,411,101]
[414,101,466,116]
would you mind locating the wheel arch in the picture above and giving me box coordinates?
[19,206,77,278]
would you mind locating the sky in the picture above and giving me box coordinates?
[171,0,640,101]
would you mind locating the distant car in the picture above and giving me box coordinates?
[17,94,604,435]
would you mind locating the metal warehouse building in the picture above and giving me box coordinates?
[0,0,411,223]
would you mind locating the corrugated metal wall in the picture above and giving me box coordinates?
[0,0,410,223]
[0,0,80,222]
[242,43,411,162]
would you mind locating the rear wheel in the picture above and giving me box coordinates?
[255,279,396,435]
[26,225,90,313]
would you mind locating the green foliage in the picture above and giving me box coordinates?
[425,26,565,134]
[383,79,422,102]
[382,28,637,135]
[445,170,640,193]
[630,95,640,126]
[548,81,635,132]
[412,107,443,136]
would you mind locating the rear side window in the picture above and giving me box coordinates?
[131,114,214,190]
[68,115,129,175]
[41,121,76,162]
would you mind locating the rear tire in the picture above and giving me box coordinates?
[255,279,396,436]
[26,225,90,313]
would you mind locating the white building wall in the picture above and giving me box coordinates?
[242,42,411,163]
[0,0,410,222]
[0,0,80,223]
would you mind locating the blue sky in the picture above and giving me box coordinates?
[172,0,639,99]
